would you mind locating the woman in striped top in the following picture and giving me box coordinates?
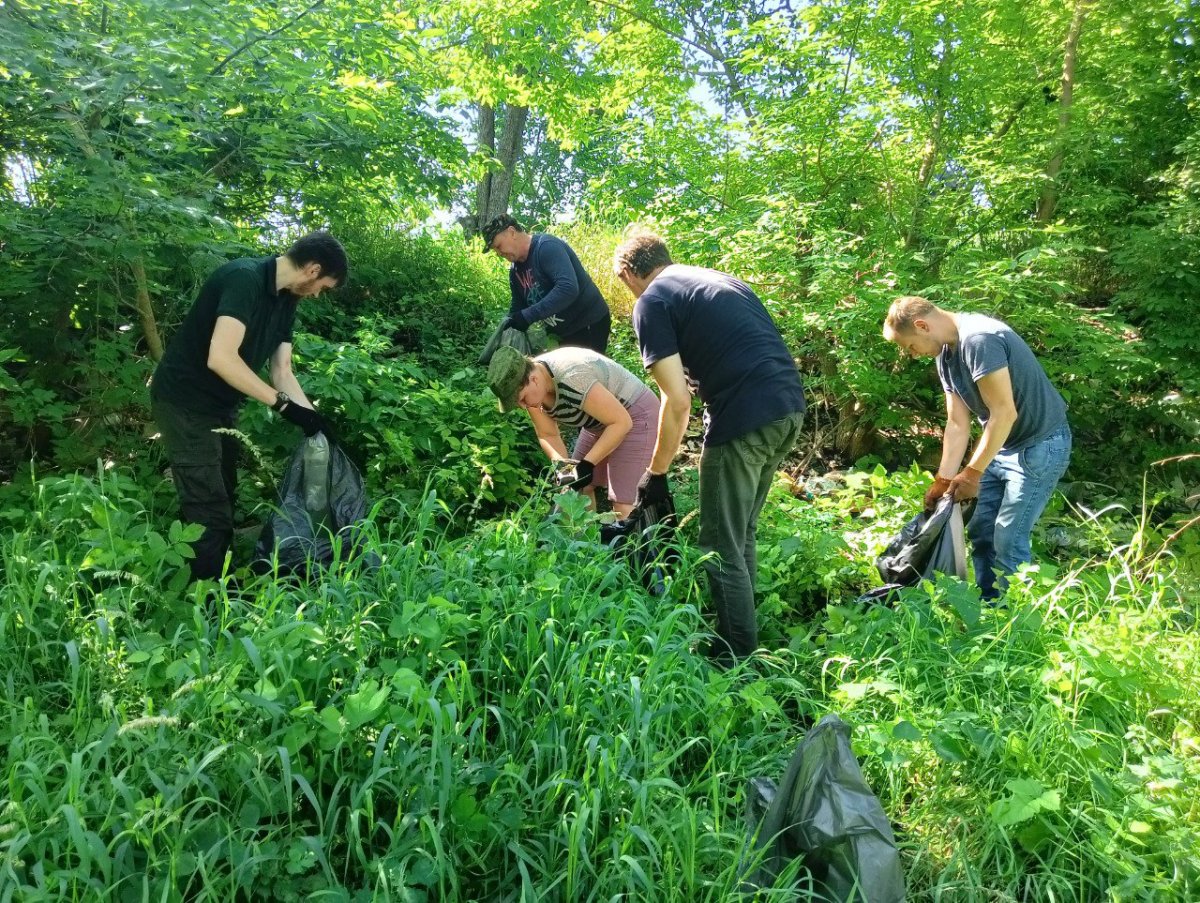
[487,344,660,517]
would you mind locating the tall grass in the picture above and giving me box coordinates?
[0,465,1197,900]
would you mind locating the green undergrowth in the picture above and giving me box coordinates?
[0,466,1197,900]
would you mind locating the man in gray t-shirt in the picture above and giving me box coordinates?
[883,296,1071,600]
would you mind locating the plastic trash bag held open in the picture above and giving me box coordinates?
[254,432,380,576]
[858,496,967,604]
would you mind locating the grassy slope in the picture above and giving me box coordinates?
[1,462,1198,901]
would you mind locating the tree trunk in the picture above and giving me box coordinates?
[905,39,953,249]
[469,103,497,238]
[131,259,165,360]
[1037,0,1092,223]
[470,102,529,236]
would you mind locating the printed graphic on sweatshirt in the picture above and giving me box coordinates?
[515,267,562,328]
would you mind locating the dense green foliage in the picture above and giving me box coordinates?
[3,0,1199,481]
[3,0,1200,899]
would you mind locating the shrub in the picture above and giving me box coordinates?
[278,330,541,519]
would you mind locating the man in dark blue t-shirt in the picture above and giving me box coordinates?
[614,232,806,663]
[482,214,611,353]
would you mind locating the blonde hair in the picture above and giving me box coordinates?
[884,295,939,336]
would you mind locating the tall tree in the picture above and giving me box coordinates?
[469,103,529,234]
[1037,0,1094,222]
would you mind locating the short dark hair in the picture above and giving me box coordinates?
[613,232,673,278]
[481,214,524,249]
[285,231,349,286]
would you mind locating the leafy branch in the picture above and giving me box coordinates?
[210,0,328,77]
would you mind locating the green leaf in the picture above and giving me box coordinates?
[943,579,980,628]
[317,705,345,741]
[451,791,477,821]
[836,678,900,702]
[989,778,1061,827]
[930,730,968,763]
[345,680,389,730]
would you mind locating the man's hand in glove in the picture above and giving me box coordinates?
[279,400,326,438]
[502,313,530,333]
[948,466,983,502]
[923,475,953,514]
[635,471,671,507]
[559,459,595,492]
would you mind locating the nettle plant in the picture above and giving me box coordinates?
[272,330,540,519]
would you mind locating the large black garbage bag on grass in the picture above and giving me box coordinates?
[598,497,679,595]
[876,496,967,586]
[254,433,379,574]
[742,714,906,902]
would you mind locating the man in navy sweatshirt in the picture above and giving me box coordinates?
[482,214,611,353]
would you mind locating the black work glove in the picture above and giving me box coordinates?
[559,459,595,492]
[503,312,530,333]
[279,400,325,438]
[635,471,671,507]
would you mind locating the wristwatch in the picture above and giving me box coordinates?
[272,391,291,412]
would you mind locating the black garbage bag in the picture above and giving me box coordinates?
[476,319,549,366]
[741,714,906,902]
[598,497,679,595]
[253,433,379,575]
[875,496,967,586]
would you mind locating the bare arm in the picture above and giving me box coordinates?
[207,318,315,410]
[646,354,691,474]
[966,367,1018,472]
[207,316,280,406]
[938,391,973,478]
[268,342,314,408]
[576,383,633,464]
[527,406,570,462]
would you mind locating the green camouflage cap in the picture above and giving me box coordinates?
[487,345,529,412]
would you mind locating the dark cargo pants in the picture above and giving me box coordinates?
[151,398,239,581]
[557,312,612,355]
[698,411,804,660]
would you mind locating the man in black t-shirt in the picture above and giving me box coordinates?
[481,214,611,353]
[150,231,348,581]
[614,232,806,664]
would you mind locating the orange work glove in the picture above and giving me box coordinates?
[948,466,984,502]
[923,475,953,514]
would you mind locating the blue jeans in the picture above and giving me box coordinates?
[968,422,1071,599]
